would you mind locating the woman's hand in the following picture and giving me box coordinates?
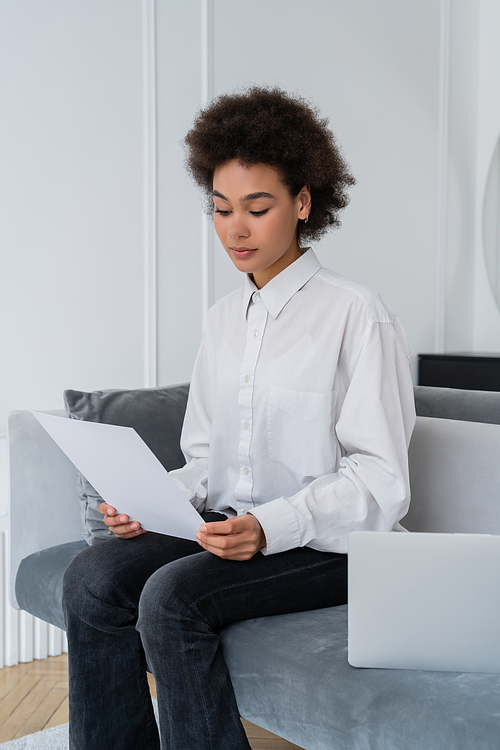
[196,514,266,560]
[98,502,148,539]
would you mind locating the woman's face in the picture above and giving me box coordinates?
[212,160,311,288]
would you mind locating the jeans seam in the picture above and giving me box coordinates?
[190,555,344,610]
[190,629,216,750]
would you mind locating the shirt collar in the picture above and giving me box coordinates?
[241,248,322,320]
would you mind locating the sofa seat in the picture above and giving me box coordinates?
[221,607,500,750]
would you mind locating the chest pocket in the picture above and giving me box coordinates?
[267,385,337,477]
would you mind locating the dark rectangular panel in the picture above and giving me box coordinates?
[418,354,500,392]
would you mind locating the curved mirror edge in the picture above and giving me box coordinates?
[483,136,500,309]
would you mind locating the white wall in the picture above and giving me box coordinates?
[2,0,499,514]
[0,0,146,512]
[443,0,480,351]
[208,0,441,369]
[0,0,146,407]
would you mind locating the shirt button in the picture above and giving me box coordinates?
[243,467,249,475]
[243,422,249,430]
[254,293,261,301]
[244,375,250,383]
[252,330,259,338]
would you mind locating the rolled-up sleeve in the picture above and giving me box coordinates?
[250,319,416,555]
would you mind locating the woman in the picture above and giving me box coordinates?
[63,86,415,750]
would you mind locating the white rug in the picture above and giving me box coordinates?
[0,724,68,749]
[0,699,159,749]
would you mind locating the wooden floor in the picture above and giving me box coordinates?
[0,655,303,749]
[0,654,69,743]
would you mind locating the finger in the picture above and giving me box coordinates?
[109,519,146,538]
[199,519,238,536]
[197,516,253,544]
[98,502,116,517]
[197,534,258,560]
[198,534,259,560]
[103,514,130,531]
[197,524,239,545]
[197,532,234,550]
[114,527,148,539]
[105,513,130,527]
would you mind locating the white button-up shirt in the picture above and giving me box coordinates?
[170,249,416,555]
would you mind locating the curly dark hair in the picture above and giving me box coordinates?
[184,86,355,243]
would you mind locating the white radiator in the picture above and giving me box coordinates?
[1,531,67,668]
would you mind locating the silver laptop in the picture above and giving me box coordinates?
[348,531,500,673]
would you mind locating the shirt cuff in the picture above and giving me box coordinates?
[248,497,301,555]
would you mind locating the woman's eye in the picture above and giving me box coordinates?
[214,209,231,217]
[250,209,269,217]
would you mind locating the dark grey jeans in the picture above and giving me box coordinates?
[62,513,347,750]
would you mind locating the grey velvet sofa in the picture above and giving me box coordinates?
[8,385,500,750]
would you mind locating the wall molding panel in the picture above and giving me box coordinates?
[435,0,451,353]
[142,0,158,387]
[201,0,215,319]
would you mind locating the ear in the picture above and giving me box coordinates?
[297,185,312,220]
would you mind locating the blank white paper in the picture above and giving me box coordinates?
[32,412,203,540]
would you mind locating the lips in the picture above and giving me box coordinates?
[230,246,257,259]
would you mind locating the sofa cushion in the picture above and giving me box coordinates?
[63,384,190,544]
[220,605,500,750]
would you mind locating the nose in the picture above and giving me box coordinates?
[228,212,249,240]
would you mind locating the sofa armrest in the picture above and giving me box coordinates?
[8,410,83,608]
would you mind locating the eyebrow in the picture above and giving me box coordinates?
[212,190,276,203]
